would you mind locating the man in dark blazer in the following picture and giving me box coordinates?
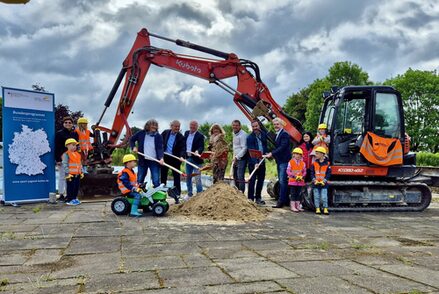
[246,120,268,205]
[184,120,205,199]
[161,120,186,197]
[264,118,292,208]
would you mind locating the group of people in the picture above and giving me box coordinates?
[55,114,333,216]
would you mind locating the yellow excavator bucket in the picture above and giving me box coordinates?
[0,0,30,4]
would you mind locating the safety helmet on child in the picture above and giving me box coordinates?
[315,146,327,154]
[292,147,303,155]
[318,123,327,130]
[77,117,89,124]
[65,138,79,146]
[122,154,137,163]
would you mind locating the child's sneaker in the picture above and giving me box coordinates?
[73,199,81,205]
[315,208,321,214]
[66,200,75,206]
[323,208,329,215]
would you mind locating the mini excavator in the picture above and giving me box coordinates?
[84,28,431,211]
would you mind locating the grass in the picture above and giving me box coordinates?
[396,256,413,266]
[32,206,42,214]
[416,152,439,167]
[0,231,16,240]
[302,241,330,250]
[0,279,9,286]
[351,243,371,250]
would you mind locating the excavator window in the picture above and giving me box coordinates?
[374,93,401,138]
[335,98,366,135]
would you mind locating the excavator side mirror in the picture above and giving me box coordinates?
[322,91,331,99]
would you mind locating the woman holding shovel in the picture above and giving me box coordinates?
[208,124,229,183]
[130,119,164,187]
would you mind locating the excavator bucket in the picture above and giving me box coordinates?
[0,0,30,3]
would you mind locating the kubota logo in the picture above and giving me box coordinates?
[337,168,365,173]
[176,60,201,73]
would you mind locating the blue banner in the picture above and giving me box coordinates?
[2,87,55,203]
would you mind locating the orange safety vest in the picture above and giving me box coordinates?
[312,134,329,154]
[288,159,305,184]
[359,132,403,166]
[64,151,82,175]
[117,168,138,195]
[75,129,93,152]
[313,160,330,182]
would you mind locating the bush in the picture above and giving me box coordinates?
[416,152,439,167]
[111,147,133,166]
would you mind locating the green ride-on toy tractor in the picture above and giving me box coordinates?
[111,184,177,217]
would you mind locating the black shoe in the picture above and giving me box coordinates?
[272,203,284,208]
[256,199,266,205]
[58,194,65,202]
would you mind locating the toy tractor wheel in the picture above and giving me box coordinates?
[164,202,169,212]
[111,197,130,215]
[152,203,166,217]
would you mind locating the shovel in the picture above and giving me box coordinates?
[164,152,199,169]
[229,159,235,187]
[137,152,186,176]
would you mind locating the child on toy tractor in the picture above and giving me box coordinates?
[113,154,169,217]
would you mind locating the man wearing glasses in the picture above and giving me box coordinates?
[55,117,79,201]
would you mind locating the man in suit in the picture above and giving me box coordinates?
[184,120,205,199]
[161,120,186,197]
[246,120,268,205]
[263,118,292,208]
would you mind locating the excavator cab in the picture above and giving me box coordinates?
[321,86,406,168]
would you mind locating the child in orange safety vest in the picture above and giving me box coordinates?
[117,154,146,217]
[287,147,307,212]
[62,138,84,206]
[311,146,331,215]
[311,123,331,159]
[75,117,94,173]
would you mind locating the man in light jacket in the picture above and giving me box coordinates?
[232,120,248,193]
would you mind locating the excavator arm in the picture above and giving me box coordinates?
[92,28,303,164]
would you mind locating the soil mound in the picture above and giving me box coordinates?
[170,182,267,222]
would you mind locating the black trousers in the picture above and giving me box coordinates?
[289,185,302,201]
[66,175,80,202]
[248,163,266,200]
[161,155,182,195]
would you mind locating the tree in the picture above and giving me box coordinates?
[55,104,83,131]
[302,61,371,131]
[283,88,309,125]
[384,69,439,152]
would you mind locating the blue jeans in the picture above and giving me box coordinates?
[313,187,328,208]
[233,158,247,193]
[248,162,265,201]
[138,160,161,188]
[186,157,202,196]
[66,175,80,202]
[277,162,289,205]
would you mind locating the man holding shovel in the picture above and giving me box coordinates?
[184,120,205,199]
[247,120,268,205]
[161,120,186,197]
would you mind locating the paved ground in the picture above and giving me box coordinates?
[0,194,438,294]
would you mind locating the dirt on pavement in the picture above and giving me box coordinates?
[170,182,268,222]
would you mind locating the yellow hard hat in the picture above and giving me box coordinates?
[122,154,137,163]
[292,147,303,155]
[318,123,327,130]
[315,146,327,154]
[65,138,79,146]
[77,117,88,124]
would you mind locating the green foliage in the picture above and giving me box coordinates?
[384,69,439,152]
[285,61,371,132]
[284,88,309,124]
[111,147,132,166]
[416,152,439,167]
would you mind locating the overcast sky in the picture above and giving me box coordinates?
[1,0,438,133]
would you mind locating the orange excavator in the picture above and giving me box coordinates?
[86,28,431,211]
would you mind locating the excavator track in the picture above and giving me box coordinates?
[268,180,432,212]
[323,181,431,212]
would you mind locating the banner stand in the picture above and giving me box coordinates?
[1,87,56,204]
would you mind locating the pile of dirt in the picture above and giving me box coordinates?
[170,182,267,222]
